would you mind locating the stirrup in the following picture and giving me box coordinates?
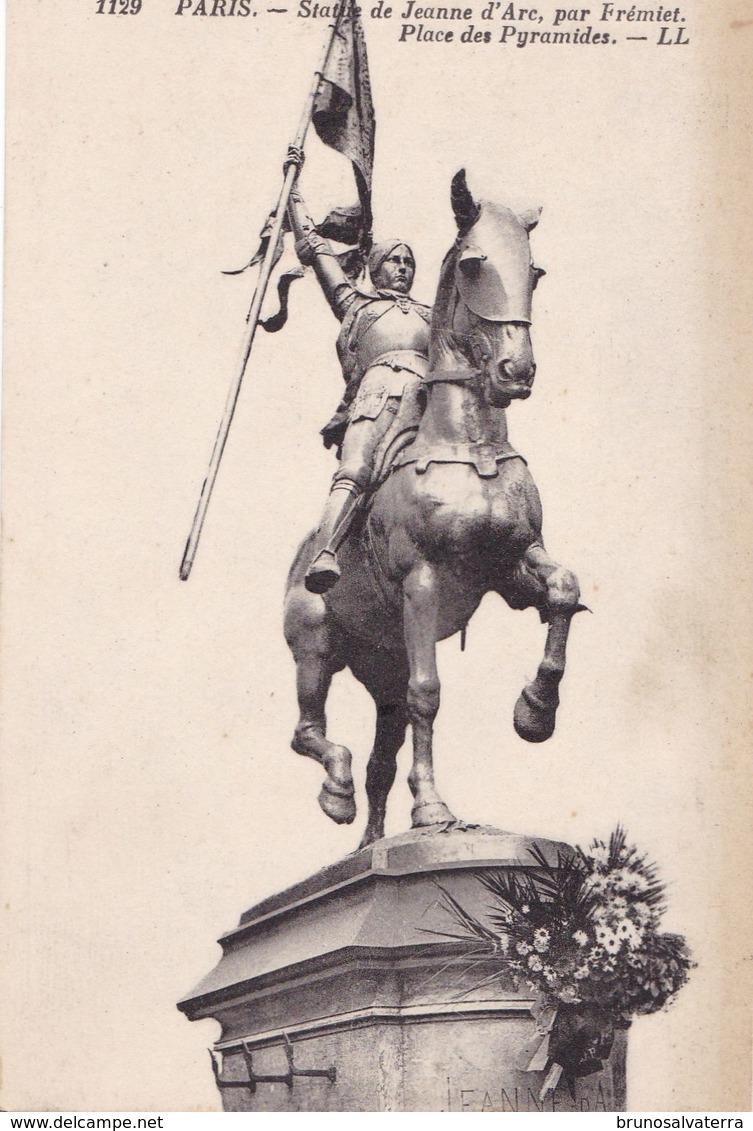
[304,549,341,594]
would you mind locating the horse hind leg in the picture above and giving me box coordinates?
[345,646,410,848]
[510,544,585,744]
[356,701,408,848]
[285,596,356,825]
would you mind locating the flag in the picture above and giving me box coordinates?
[222,209,304,333]
[312,10,375,243]
[221,12,376,333]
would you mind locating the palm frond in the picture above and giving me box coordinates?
[452,967,520,1000]
[413,944,496,994]
[431,882,501,946]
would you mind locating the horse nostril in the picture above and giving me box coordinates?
[498,358,536,385]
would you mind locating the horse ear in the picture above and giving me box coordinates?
[519,206,542,232]
[451,169,481,235]
[458,245,486,279]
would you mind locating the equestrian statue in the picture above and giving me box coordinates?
[284,170,583,847]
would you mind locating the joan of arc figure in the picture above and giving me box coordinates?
[288,189,432,594]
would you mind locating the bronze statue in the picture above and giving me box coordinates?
[288,189,432,594]
[284,171,583,846]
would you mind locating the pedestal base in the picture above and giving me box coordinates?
[178,826,627,1112]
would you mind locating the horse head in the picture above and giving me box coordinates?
[429,169,544,407]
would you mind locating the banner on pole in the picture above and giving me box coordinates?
[312,10,376,240]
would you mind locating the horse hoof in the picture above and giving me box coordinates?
[358,825,384,850]
[514,684,558,743]
[411,800,456,828]
[318,778,356,825]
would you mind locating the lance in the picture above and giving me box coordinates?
[179,9,348,581]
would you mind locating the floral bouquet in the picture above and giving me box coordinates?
[435,828,692,1098]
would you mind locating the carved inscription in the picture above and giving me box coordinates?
[445,1078,610,1112]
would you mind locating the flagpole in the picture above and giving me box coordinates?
[179,8,348,581]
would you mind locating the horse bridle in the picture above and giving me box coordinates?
[423,245,536,387]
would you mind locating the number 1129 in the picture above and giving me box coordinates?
[96,0,142,12]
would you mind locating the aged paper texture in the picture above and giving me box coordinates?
[1,0,751,1113]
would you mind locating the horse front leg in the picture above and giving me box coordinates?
[285,591,356,824]
[403,564,457,827]
[513,543,583,743]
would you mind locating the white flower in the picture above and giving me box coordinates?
[595,924,621,955]
[612,867,648,895]
[516,941,532,956]
[573,965,590,980]
[527,954,544,972]
[521,904,531,914]
[573,929,589,947]
[616,919,644,950]
[632,901,654,925]
[589,844,610,867]
[533,928,550,953]
[620,870,649,893]
[559,986,581,1003]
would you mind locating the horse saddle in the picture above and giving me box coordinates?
[393,437,525,479]
[371,377,526,485]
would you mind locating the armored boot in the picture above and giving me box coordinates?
[305,476,365,594]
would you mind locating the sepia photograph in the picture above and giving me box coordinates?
[1,0,751,1114]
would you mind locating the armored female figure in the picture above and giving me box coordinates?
[288,189,431,594]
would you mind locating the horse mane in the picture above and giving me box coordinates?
[428,244,464,376]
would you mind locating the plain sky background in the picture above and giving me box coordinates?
[1,0,751,1113]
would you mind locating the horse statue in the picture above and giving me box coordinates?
[284,170,583,848]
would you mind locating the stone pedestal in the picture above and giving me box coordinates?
[178,826,627,1112]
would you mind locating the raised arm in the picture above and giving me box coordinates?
[288,189,354,319]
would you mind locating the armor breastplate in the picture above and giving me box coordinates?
[355,304,430,373]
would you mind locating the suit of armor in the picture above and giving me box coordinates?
[289,190,431,593]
